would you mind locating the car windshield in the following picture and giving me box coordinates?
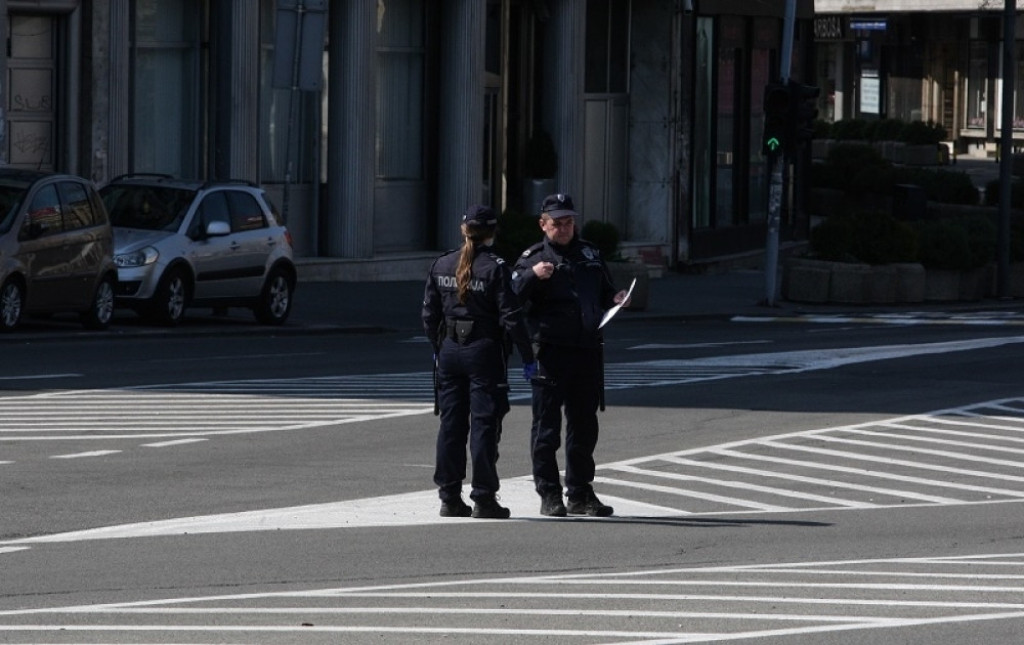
[0,181,28,235]
[102,185,195,232]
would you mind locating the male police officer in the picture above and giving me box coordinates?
[511,194,630,517]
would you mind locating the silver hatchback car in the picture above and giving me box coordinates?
[0,169,117,331]
[100,175,296,325]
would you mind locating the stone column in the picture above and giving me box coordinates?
[325,0,376,258]
[437,0,485,249]
[544,0,586,204]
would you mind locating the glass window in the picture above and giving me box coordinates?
[377,0,425,180]
[58,181,94,231]
[21,184,62,239]
[132,0,201,176]
[195,191,230,236]
[585,0,629,94]
[691,17,714,230]
[226,191,267,232]
[965,40,988,129]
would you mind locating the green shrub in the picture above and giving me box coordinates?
[810,211,917,265]
[811,142,977,205]
[581,219,621,260]
[982,178,1024,209]
[830,119,869,141]
[901,120,947,145]
[912,215,995,270]
[893,167,978,205]
[494,208,542,263]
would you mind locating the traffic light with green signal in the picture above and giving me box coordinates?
[762,81,790,156]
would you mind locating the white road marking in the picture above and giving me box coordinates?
[2,553,1023,643]
[142,438,208,448]
[49,450,121,459]
[9,397,1024,544]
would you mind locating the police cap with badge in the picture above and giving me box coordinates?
[463,204,497,226]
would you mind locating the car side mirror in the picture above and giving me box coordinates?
[205,220,230,237]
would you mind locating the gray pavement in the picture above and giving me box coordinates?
[289,265,1024,336]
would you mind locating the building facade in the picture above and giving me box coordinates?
[0,0,813,277]
[814,1,1024,160]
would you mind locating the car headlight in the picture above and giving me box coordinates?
[115,246,159,268]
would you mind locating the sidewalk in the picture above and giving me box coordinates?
[289,267,1024,335]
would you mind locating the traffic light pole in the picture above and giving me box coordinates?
[763,0,797,307]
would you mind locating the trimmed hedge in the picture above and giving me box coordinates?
[811,143,978,205]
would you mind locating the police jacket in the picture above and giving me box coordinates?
[511,235,618,348]
[422,243,534,363]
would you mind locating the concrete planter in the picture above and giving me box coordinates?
[783,258,928,305]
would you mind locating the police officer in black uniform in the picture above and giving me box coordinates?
[511,194,630,517]
[422,205,535,519]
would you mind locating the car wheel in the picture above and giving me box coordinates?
[253,268,294,325]
[146,268,189,326]
[81,276,116,330]
[0,279,23,332]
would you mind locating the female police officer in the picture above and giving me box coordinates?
[422,205,535,519]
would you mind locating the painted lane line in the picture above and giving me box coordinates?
[811,433,1024,470]
[605,464,874,508]
[659,455,961,504]
[881,420,1024,443]
[706,448,1018,499]
[142,438,208,448]
[591,476,790,512]
[758,439,1024,484]
[50,450,121,459]
[854,424,1024,452]
[628,341,772,350]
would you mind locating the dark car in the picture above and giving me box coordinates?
[0,169,117,331]
[100,174,296,325]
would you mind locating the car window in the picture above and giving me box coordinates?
[0,185,26,234]
[102,185,192,232]
[19,184,63,240]
[198,192,230,228]
[58,181,95,231]
[226,191,267,232]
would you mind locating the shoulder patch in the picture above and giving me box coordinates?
[521,245,542,258]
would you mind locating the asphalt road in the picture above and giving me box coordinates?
[1,313,1023,643]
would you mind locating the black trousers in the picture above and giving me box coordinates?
[530,343,602,500]
[434,336,508,503]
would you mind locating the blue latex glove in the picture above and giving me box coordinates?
[523,362,538,382]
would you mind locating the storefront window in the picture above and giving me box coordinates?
[1014,41,1024,130]
[965,40,988,130]
[691,17,713,230]
[715,16,742,228]
[376,0,425,180]
[132,0,201,176]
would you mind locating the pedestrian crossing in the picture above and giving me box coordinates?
[3,335,1022,442]
[594,398,1024,516]
[2,553,1022,643]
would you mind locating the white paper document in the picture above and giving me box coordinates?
[598,277,637,329]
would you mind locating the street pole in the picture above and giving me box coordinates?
[763,0,797,306]
[997,0,1017,298]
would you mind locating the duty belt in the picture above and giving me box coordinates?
[445,318,498,344]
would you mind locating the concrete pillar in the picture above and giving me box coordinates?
[228,0,259,181]
[325,0,375,257]
[544,0,586,204]
[437,0,485,249]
